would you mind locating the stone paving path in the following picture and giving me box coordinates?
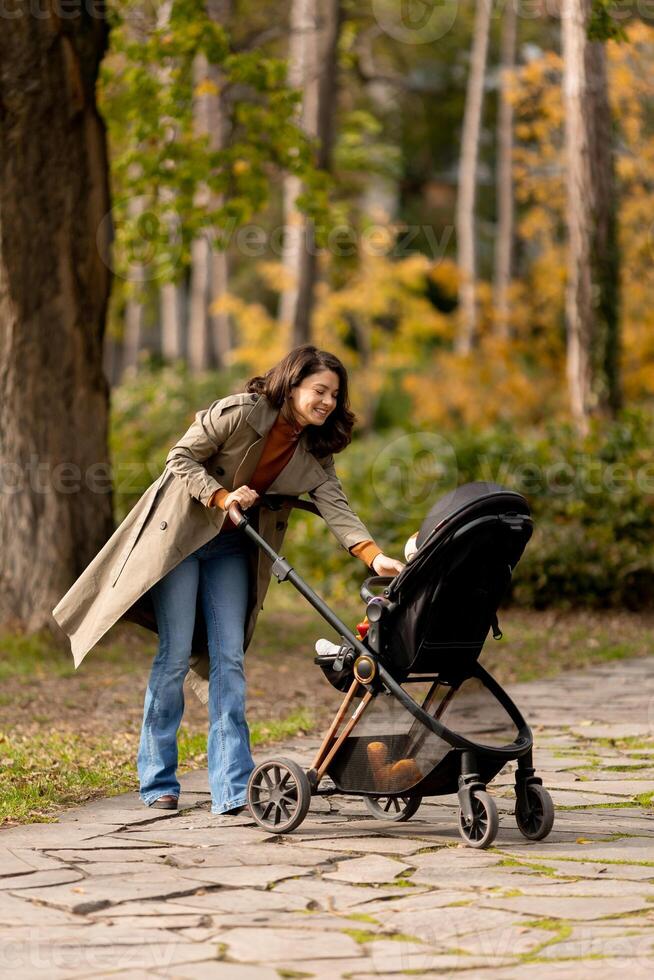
[1,657,653,979]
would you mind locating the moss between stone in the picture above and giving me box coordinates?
[346,912,382,926]
[519,918,573,961]
[342,928,423,945]
[497,856,564,878]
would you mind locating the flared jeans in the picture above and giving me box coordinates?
[137,529,255,814]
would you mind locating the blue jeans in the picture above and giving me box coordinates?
[137,530,255,814]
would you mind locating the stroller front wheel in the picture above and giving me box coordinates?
[515,784,554,841]
[458,789,499,849]
[364,794,422,822]
[247,757,311,834]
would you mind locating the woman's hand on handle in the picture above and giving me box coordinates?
[223,485,259,513]
[371,553,405,577]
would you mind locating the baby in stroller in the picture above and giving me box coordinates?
[315,529,418,654]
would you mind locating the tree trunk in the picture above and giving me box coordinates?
[561,0,620,431]
[188,211,212,373]
[0,13,113,631]
[586,35,621,416]
[362,78,401,224]
[206,4,232,369]
[160,279,183,362]
[279,0,342,346]
[157,0,184,365]
[455,0,492,355]
[493,0,517,340]
[122,192,146,375]
[188,0,233,374]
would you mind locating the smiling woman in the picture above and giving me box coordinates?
[52,344,405,818]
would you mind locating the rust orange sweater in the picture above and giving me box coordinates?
[208,410,382,570]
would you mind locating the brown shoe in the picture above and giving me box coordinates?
[151,795,178,810]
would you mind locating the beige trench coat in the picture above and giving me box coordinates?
[52,392,375,702]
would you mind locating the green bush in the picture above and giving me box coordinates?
[284,412,654,609]
[110,363,654,609]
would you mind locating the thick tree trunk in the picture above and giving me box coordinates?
[279,0,342,346]
[562,0,620,431]
[0,13,113,630]
[493,0,517,340]
[455,0,492,355]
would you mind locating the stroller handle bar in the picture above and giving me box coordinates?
[227,493,320,527]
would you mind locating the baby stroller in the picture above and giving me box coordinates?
[234,481,554,849]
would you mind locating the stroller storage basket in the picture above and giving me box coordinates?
[327,669,521,796]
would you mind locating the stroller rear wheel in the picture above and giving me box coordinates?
[247,757,311,834]
[364,794,422,822]
[515,783,554,841]
[458,789,498,848]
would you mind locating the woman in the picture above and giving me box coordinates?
[53,345,404,816]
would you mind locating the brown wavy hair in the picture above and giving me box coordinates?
[245,345,356,457]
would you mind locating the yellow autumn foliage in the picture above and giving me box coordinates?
[225,23,654,430]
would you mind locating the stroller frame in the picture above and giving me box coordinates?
[236,490,553,847]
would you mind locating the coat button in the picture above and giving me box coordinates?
[160,520,168,530]
[276,521,286,531]
[215,466,225,475]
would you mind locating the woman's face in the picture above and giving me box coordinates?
[288,369,340,427]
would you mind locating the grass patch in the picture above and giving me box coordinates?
[0,629,144,682]
[0,709,316,827]
[0,631,77,681]
[251,710,315,747]
[0,729,139,825]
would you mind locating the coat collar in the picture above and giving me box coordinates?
[244,393,312,453]
[237,393,326,493]
[244,392,278,436]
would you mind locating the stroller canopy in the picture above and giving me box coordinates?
[384,482,532,678]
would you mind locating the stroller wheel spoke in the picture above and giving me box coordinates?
[260,800,275,821]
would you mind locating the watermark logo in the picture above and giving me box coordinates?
[372,0,461,45]
[370,431,458,519]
